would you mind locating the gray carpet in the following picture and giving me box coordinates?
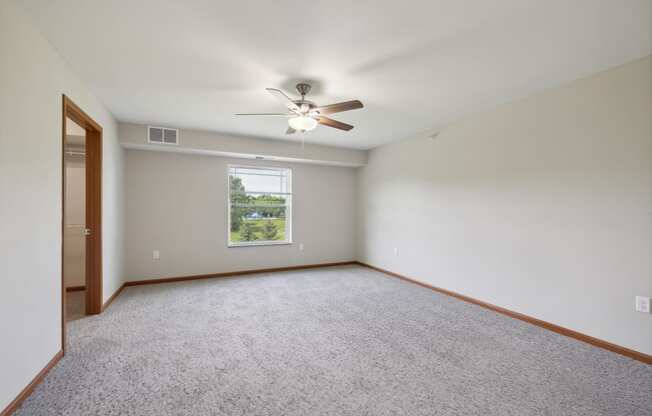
[15,266,652,415]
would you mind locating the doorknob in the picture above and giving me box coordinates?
[84,228,91,236]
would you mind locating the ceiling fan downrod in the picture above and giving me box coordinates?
[295,83,311,102]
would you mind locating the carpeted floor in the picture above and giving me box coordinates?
[66,290,86,322]
[15,265,652,415]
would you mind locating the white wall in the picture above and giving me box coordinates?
[0,1,125,410]
[357,56,652,355]
[125,150,356,280]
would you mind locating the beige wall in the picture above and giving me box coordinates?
[119,123,368,167]
[125,150,356,280]
[0,1,125,410]
[357,56,652,355]
[64,158,86,288]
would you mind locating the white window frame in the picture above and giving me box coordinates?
[227,164,293,247]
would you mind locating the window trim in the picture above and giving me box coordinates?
[227,164,293,247]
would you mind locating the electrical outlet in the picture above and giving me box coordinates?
[153,250,160,260]
[635,296,651,313]
[299,243,304,251]
[393,247,399,256]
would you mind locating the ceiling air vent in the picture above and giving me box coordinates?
[148,126,179,145]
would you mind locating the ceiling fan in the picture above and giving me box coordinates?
[236,83,363,134]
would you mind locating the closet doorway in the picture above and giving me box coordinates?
[62,96,102,350]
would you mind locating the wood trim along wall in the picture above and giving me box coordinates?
[123,261,358,287]
[356,262,652,365]
[102,284,126,312]
[65,286,86,292]
[63,96,102,132]
[0,350,63,416]
[5,260,646,415]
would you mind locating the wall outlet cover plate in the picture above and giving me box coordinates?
[635,296,651,313]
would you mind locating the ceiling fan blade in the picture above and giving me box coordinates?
[266,88,300,112]
[316,100,363,115]
[235,113,293,117]
[318,116,354,131]
[286,127,296,134]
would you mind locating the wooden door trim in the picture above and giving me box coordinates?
[62,95,103,354]
[84,123,103,315]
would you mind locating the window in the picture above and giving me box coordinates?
[228,165,292,246]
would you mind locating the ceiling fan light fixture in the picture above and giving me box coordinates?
[237,84,361,134]
[288,116,318,131]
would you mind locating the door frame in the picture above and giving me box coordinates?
[62,95,103,352]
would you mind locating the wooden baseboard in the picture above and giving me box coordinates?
[65,285,85,292]
[124,261,358,287]
[0,350,63,416]
[356,262,651,365]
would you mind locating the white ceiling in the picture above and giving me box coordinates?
[20,0,651,149]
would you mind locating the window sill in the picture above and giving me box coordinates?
[228,241,292,248]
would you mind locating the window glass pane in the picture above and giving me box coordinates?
[229,165,291,245]
[229,166,289,194]
[230,206,286,242]
[230,193,288,207]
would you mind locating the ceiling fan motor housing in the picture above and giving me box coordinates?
[296,82,312,97]
[292,100,317,112]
